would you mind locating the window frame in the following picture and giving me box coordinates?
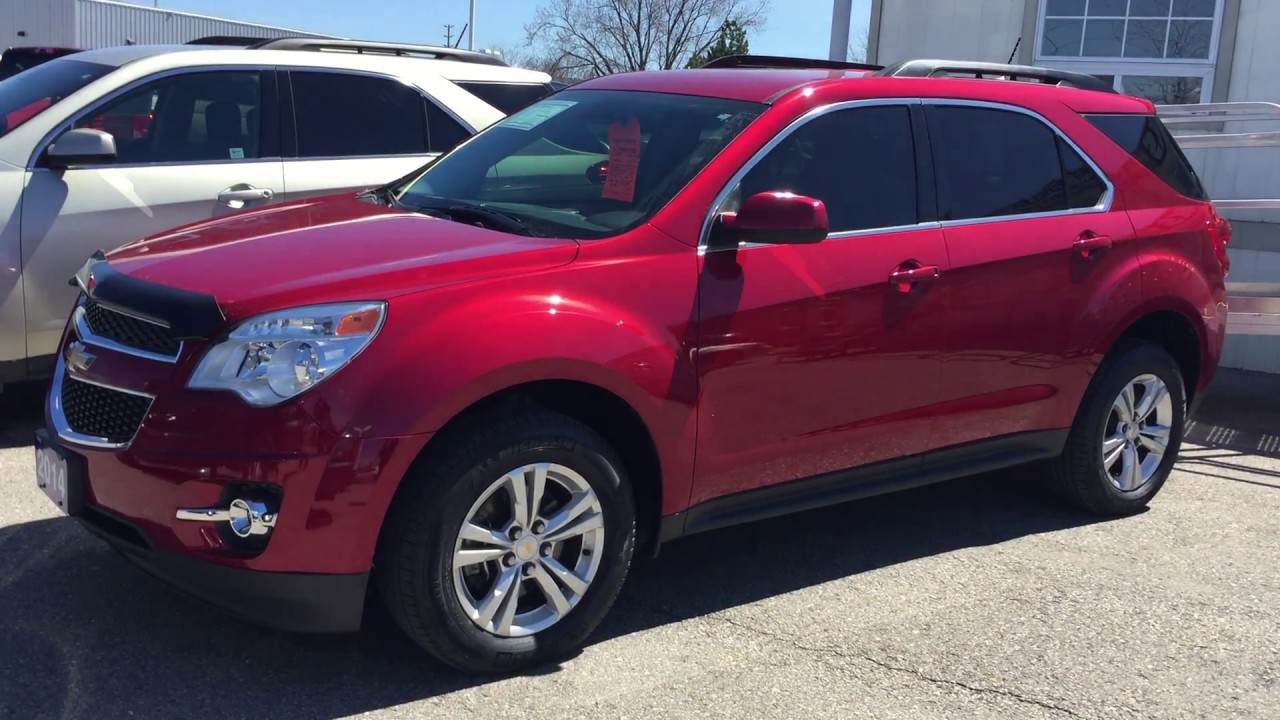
[700,98,938,252]
[921,98,1115,228]
[699,98,1115,251]
[30,65,280,171]
[281,67,474,161]
[1032,0,1226,104]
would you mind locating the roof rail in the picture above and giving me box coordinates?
[248,37,508,66]
[875,59,1115,93]
[186,36,273,46]
[699,54,883,72]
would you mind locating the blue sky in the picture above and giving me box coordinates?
[135,0,871,60]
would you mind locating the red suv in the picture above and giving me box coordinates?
[35,57,1229,674]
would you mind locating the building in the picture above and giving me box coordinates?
[1,0,334,49]
[866,0,1280,374]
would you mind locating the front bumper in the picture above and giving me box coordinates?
[83,507,368,633]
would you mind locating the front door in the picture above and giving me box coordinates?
[21,68,283,358]
[692,102,951,507]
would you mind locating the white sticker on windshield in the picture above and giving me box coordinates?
[229,147,245,160]
[499,100,577,131]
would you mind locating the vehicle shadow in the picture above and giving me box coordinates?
[0,380,46,450]
[0,468,1102,720]
[1178,367,1280,489]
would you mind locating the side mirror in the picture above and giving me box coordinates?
[46,128,117,168]
[712,192,829,247]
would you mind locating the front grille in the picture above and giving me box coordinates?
[83,298,181,358]
[61,376,152,445]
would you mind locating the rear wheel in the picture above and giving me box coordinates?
[376,408,635,674]
[1049,340,1187,515]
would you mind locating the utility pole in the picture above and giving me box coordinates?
[444,24,455,47]
[828,0,852,62]
[468,0,476,50]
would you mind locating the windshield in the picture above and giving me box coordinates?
[392,89,765,239]
[0,58,113,138]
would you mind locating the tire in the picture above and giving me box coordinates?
[375,407,636,674]
[1048,340,1187,515]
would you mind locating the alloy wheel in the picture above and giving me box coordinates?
[1101,373,1174,493]
[451,462,605,637]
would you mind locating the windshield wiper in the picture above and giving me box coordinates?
[405,199,537,236]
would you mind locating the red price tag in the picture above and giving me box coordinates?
[602,117,642,203]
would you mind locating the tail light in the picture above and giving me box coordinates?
[1207,209,1232,275]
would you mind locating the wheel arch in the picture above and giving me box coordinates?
[1101,299,1207,405]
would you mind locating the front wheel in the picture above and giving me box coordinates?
[1048,340,1187,515]
[376,408,636,674]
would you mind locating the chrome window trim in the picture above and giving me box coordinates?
[284,65,479,151]
[49,350,156,450]
[28,64,278,171]
[698,98,925,253]
[922,98,1116,228]
[74,301,183,364]
[698,96,1117,253]
[281,151,441,163]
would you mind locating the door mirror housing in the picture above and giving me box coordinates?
[712,192,829,247]
[46,128,117,168]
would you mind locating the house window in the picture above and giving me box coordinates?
[1035,0,1224,105]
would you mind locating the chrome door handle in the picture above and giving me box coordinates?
[217,183,274,207]
[888,263,942,292]
[1073,232,1113,257]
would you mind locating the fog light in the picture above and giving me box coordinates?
[177,498,277,538]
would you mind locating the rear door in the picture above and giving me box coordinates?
[924,100,1142,450]
[279,69,473,201]
[20,67,284,360]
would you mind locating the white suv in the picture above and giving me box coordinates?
[0,38,555,386]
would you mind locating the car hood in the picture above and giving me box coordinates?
[105,194,580,321]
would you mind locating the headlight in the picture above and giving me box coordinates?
[187,302,386,407]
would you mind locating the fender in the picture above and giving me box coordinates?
[298,229,702,514]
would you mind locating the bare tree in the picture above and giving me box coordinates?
[524,0,770,77]
[486,44,594,82]
[847,25,869,63]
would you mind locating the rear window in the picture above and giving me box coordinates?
[454,81,557,114]
[1085,113,1209,201]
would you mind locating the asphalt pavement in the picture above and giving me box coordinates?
[1,371,1277,719]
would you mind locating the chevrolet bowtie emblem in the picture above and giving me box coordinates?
[65,341,96,375]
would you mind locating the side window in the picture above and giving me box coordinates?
[454,81,557,114]
[73,70,264,164]
[427,103,470,153]
[1057,136,1107,209]
[928,105,1069,221]
[290,71,468,157]
[727,105,918,233]
[1085,113,1209,200]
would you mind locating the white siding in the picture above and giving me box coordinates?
[1180,0,1280,226]
[74,0,335,48]
[0,0,78,47]
[876,0,1025,66]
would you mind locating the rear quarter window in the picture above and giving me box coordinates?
[454,81,557,114]
[1085,113,1209,201]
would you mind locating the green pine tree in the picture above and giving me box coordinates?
[688,20,749,68]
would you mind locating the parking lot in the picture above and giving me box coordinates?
[1,370,1277,720]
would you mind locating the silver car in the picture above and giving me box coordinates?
[0,40,555,387]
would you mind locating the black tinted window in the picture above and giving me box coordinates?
[427,105,470,152]
[729,105,917,233]
[1057,137,1108,208]
[73,70,264,164]
[0,58,112,138]
[291,72,430,157]
[929,106,1069,220]
[1086,113,1208,200]
[455,81,556,113]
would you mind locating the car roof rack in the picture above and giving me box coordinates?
[186,36,270,46]
[874,59,1115,93]
[699,54,884,72]
[246,37,509,66]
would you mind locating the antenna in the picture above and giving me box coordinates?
[1007,36,1021,64]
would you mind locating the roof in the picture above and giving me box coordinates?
[53,44,551,83]
[565,66,1154,113]
[573,68,876,103]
